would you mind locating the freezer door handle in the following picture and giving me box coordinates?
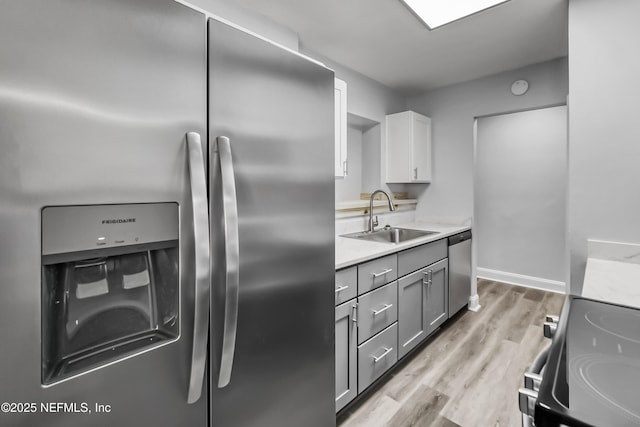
[216,136,240,388]
[186,132,211,404]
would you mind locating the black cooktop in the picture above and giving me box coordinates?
[536,296,640,427]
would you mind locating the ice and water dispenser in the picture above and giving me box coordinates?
[41,203,180,385]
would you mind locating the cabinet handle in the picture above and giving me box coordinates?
[335,285,349,293]
[372,303,393,316]
[372,347,393,363]
[422,270,432,286]
[343,160,348,176]
[413,167,418,180]
[372,268,393,278]
[351,303,358,323]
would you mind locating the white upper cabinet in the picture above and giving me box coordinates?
[385,111,432,183]
[335,78,347,177]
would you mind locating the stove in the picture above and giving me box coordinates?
[524,296,640,427]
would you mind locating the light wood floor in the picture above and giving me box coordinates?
[337,279,565,427]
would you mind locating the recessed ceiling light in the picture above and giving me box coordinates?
[401,0,511,30]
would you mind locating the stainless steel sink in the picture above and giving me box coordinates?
[341,226,438,244]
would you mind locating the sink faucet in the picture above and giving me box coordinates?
[368,189,395,232]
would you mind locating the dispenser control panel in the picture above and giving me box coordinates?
[42,203,178,257]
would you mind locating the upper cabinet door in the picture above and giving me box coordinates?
[335,78,348,177]
[411,113,432,182]
[385,111,432,183]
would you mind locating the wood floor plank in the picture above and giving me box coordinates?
[438,288,533,422]
[503,296,538,344]
[441,339,518,426]
[523,287,546,302]
[531,291,565,327]
[429,417,461,427]
[477,280,501,300]
[339,394,400,427]
[385,385,449,427]
[486,325,550,427]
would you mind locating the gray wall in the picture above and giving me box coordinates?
[406,57,569,219]
[567,0,640,293]
[476,106,567,283]
[362,124,382,194]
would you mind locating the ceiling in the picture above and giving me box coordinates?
[226,0,568,95]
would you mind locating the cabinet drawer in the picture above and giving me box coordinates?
[357,281,398,344]
[358,254,397,294]
[398,239,447,277]
[335,266,357,305]
[358,323,398,393]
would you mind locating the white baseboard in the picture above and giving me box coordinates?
[477,268,566,294]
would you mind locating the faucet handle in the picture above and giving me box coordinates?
[373,216,379,228]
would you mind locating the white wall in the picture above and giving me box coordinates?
[406,57,569,219]
[567,0,640,294]
[476,106,567,289]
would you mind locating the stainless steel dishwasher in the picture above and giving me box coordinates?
[448,230,472,317]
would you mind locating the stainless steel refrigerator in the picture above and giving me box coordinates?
[0,1,335,426]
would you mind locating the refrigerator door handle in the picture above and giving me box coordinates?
[216,136,240,388]
[186,132,211,404]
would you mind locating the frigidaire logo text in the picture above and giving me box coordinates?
[102,218,136,224]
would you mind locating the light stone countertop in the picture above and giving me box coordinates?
[335,220,471,270]
[582,239,640,308]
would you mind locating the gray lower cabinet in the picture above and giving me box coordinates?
[357,323,398,393]
[425,258,449,336]
[357,281,398,344]
[335,236,457,412]
[398,257,449,359]
[335,299,357,413]
[336,266,358,305]
[397,266,429,359]
[357,253,397,294]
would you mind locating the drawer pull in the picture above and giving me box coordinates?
[335,285,350,293]
[372,303,393,316]
[372,347,393,363]
[372,268,393,278]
